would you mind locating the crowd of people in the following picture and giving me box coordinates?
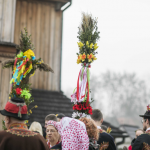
[0,97,150,150]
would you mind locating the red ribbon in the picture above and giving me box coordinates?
[17,58,29,71]
[13,58,18,73]
[77,70,81,101]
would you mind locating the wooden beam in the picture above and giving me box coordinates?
[18,0,71,4]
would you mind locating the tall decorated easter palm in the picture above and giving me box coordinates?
[2,28,53,117]
[71,13,100,119]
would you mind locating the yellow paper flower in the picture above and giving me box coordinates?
[77,59,81,64]
[34,105,38,108]
[29,110,32,114]
[77,42,84,49]
[94,43,98,50]
[26,120,29,123]
[77,55,82,64]
[86,41,89,48]
[87,53,94,62]
[81,53,86,62]
[90,43,93,49]
[107,127,112,134]
[93,56,97,60]
[23,49,35,59]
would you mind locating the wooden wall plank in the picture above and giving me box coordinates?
[20,1,27,31]
[0,57,3,131]
[14,0,21,44]
[27,2,33,86]
[10,0,17,42]
[26,2,32,35]
[0,0,16,42]
[30,2,37,87]
[52,11,62,90]
[0,0,4,41]
[0,57,11,131]
[2,0,13,42]
[38,3,45,89]
[48,4,55,90]
[0,57,3,101]
[34,2,41,89]
[43,3,50,89]
[0,59,10,107]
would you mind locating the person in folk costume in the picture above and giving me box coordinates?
[0,97,49,150]
[0,29,53,150]
[50,117,89,150]
[125,129,144,150]
[46,121,61,149]
[132,105,150,150]
[91,109,116,150]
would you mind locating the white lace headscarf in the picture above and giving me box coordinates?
[58,117,89,150]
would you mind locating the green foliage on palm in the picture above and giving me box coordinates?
[77,13,100,46]
[17,28,34,53]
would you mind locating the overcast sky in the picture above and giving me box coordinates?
[61,0,150,98]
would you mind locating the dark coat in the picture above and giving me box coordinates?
[132,133,150,150]
[51,142,62,150]
[97,132,116,150]
[50,141,99,150]
[0,130,49,150]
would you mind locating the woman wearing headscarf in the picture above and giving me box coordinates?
[50,117,89,150]
[46,121,61,149]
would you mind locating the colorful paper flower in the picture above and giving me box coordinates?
[94,43,98,50]
[93,56,97,60]
[23,49,35,59]
[35,105,38,108]
[106,127,112,134]
[21,89,31,100]
[77,54,82,64]
[29,110,32,114]
[81,53,86,62]
[86,41,89,48]
[87,53,94,62]
[147,105,150,111]
[77,42,84,49]
[17,52,23,58]
[16,88,22,95]
[90,43,93,49]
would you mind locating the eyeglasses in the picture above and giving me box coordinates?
[141,119,146,123]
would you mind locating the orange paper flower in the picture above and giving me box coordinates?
[87,53,94,62]
[81,53,86,62]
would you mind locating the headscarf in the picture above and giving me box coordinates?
[46,120,60,132]
[47,117,89,149]
[46,120,60,148]
[59,117,89,150]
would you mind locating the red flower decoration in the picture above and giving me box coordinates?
[16,88,22,95]
[83,103,88,110]
[78,104,82,110]
[73,105,77,110]
[88,109,93,115]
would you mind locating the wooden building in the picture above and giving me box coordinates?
[0,0,71,130]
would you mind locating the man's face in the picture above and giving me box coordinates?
[135,130,143,138]
[142,118,147,131]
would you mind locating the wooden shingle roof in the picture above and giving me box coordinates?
[29,89,73,126]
